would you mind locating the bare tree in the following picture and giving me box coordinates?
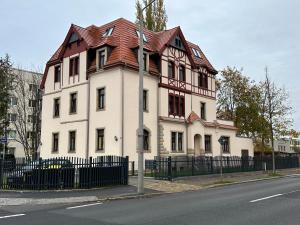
[263,67,293,173]
[10,69,42,159]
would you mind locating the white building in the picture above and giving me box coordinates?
[5,68,42,158]
[40,18,253,162]
[273,137,300,154]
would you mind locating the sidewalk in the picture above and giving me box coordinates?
[1,168,300,206]
[174,168,300,187]
[0,185,160,206]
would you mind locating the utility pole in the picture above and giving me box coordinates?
[137,0,156,195]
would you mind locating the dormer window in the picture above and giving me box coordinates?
[136,30,147,42]
[192,48,201,58]
[96,48,107,70]
[54,65,61,83]
[143,53,148,72]
[102,27,114,37]
[69,33,79,44]
[175,37,182,48]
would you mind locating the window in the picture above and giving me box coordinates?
[53,98,60,117]
[198,73,208,89]
[221,136,230,153]
[97,88,105,110]
[29,99,36,108]
[8,113,17,122]
[192,48,201,58]
[96,129,104,151]
[8,130,16,139]
[69,131,76,152]
[171,132,183,152]
[178,133,183,151]
[54,65,61,83]
[102,27,114,37]
[175,37,182,48]
[143,53,147,71]
[168,61,175,78]
[143,129,149,151]
[205,135,211,153]
[70,93,77,114]
[143,90,148,111]
[97,49,106,69]
[169,94,185,117]
[171,132,177,152]
[52,133,59,153]
[179,65,185,82]
[69,56,79,76]
[69,33,78,43]
[200,102,206,120]
[136,30,147,42]
[29,84,38,92]
[10,97,17,106]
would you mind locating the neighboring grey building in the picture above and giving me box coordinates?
[273,136,300,154]
[5,68,42,158]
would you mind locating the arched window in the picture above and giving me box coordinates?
[143,129,149,151]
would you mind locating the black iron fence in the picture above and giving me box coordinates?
[152,155,299,180]
[0,156,128,190]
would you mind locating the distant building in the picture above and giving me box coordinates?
[40,18,253,162]
[272,136,300,154]
[5,68,42,158]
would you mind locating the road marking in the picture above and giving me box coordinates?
[66,202,103,209]
[0,214,26,219]
[250,194,283,203]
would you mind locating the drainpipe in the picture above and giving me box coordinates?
[85,74,91,159]
[121,67,125,157]
[157,74,160,158]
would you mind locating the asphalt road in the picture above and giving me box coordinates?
[1,176,300,225]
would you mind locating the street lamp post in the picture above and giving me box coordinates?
[137,0,156,195]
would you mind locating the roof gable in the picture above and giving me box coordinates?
[42,18,217,89]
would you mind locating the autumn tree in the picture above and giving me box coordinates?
[263,67,293,172]
[217,67,269,139]
[135,0,168,32]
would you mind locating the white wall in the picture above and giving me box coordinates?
[123,69,158,162]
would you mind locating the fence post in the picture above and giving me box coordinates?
[125,156,129,185]
[37,157,42,190]
[132,161,135,176]
[88,157,92,189]
[192,156,195,176]
[167,156,172,181]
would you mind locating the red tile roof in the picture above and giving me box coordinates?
[42,18,217,89]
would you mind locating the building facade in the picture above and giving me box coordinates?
[273,137,300,154]
[4,68,42,158]
[40,18,253,162]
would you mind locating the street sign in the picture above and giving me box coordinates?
[218,137,225,145]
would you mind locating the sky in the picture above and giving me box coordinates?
[1,0,300,130]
